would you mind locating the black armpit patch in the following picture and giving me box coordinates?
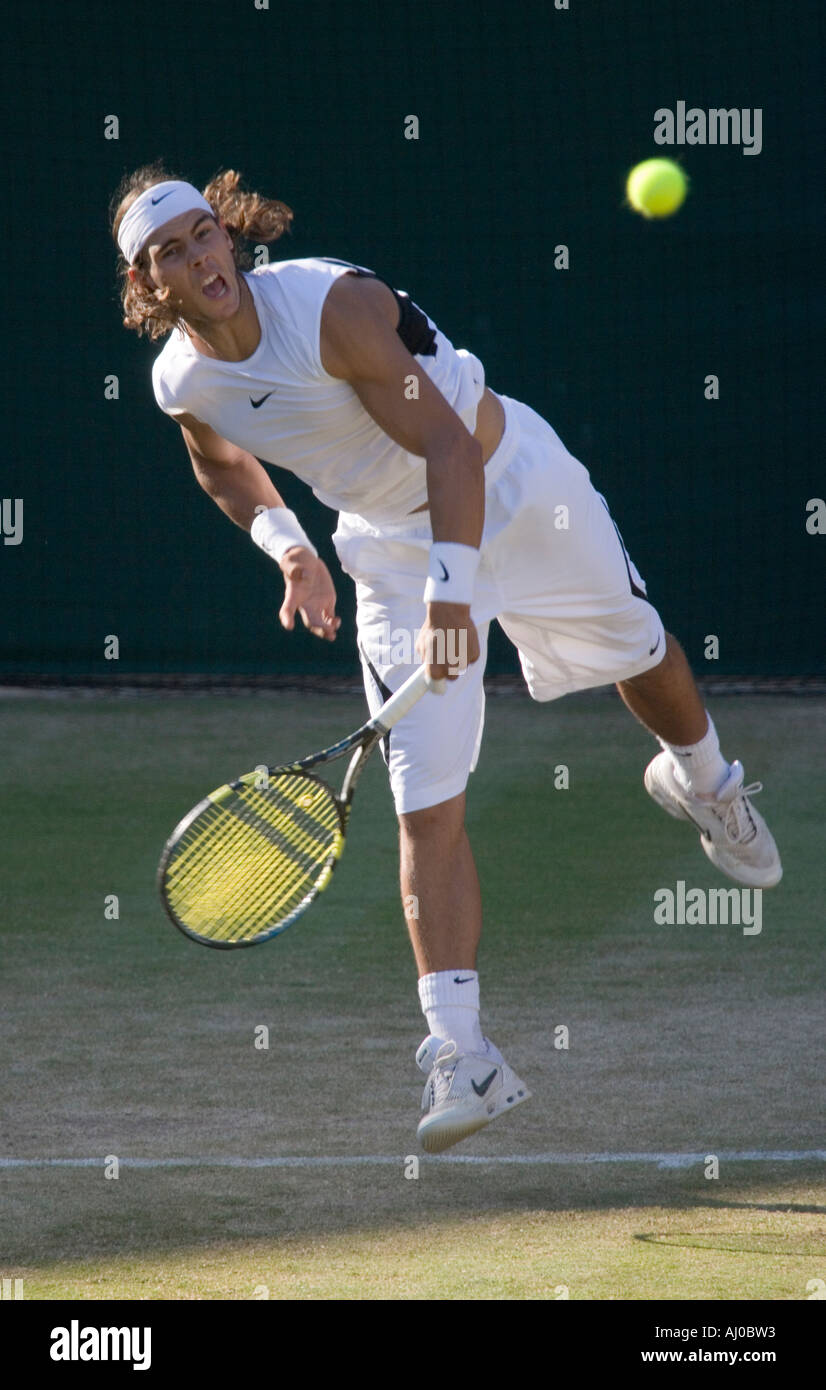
[319,257,438,357]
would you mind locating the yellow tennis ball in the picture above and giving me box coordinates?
[626,158,688,219]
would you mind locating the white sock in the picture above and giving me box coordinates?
[660,714,730,796]
[418,970,486,1054]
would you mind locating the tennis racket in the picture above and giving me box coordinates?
[158,664,445,949]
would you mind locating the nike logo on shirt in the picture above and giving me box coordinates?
[250,391,275,409]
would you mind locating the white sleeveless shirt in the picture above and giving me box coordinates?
[151,257,486,525]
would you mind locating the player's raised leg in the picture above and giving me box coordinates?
[615,630,706,747]
[482,402,782,892]
[618,634,782,888]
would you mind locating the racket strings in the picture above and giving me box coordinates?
[168,794,339,938]
[163,773,343,942]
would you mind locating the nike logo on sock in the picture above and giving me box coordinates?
[471,1070,498,1097]
[453,976,474,984]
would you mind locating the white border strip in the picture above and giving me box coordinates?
[1,1151,823,1170]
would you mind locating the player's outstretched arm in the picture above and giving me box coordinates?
[178,411,285,529]
[176,412,340,641]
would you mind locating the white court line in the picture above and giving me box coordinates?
[0,1152,824,1170]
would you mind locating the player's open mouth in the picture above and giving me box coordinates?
[202,273,228,299]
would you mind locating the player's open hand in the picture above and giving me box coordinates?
[279,548,341,641]
[418,602,480,682]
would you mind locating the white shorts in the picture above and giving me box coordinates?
[333,394,666,814]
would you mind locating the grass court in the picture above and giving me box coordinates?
[1,688,823,1299]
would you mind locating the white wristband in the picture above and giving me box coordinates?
[423,542,480,606]
[250,507,317,564]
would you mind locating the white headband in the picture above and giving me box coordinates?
[118,181,214,265]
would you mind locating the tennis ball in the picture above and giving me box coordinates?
[626,158,688,219]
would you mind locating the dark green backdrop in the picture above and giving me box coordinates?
[3,0,823,677]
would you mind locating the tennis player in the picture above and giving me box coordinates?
[112,165,782,1153]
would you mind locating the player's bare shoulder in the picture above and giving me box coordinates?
[320,271,400,379]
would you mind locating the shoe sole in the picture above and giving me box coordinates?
[418,1075,531,1155]
[702,838,783,889]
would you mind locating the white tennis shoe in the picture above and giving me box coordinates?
[415,1035,531,1154]
[644,752,782,888]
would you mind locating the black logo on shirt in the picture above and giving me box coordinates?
[250,391,275,409]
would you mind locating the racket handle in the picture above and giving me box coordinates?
[372,665,447,734]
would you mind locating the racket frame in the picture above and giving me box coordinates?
[158,665,443,948]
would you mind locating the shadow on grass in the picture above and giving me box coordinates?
[2,1163,823,1268]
